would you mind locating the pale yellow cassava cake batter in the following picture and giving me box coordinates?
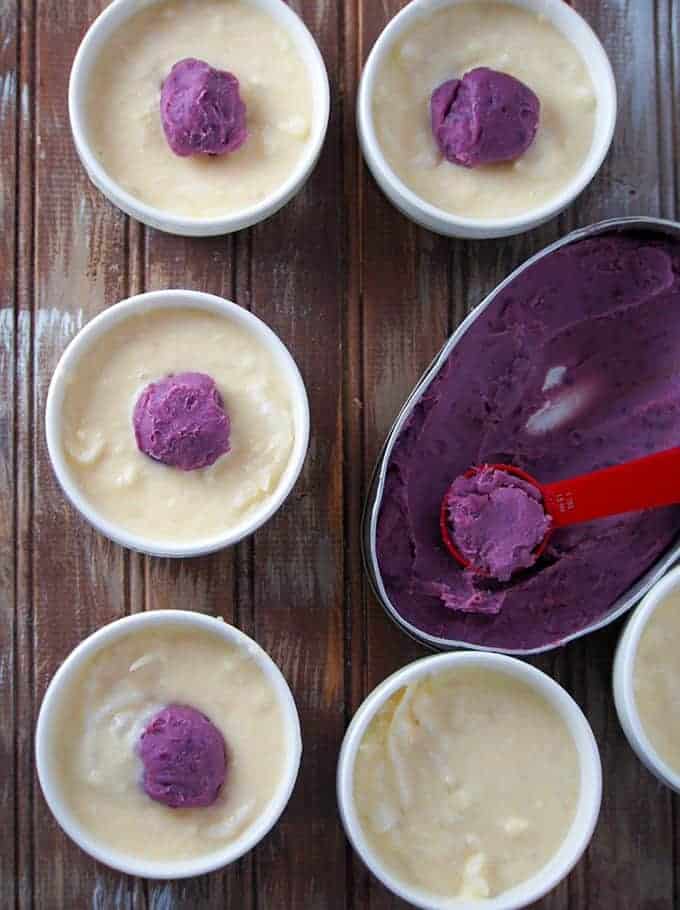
[49,625,288,862]
[60,307,295,544]
[86,0,314,217]
[372,2,596,218]
[634,592,680,774]
[353,667,580,899]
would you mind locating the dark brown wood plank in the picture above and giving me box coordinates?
[342,0,366,773]
[1,0,18,906]
[655,0,679,220]
[341,4,374,908]
[241,1,349,905]
[14,0,36,907]
[28,1,144,907]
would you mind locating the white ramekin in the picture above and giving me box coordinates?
[337,651,602,910]
[69,0,330,236]
[613,564,680,793]
[45,289,310,558]
[36,610,303,879]
[357,0,617,239]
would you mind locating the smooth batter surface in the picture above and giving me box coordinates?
[50,626,287,862]
[634,592,680,774]
[376,232,680,650]
[86,0,314,217]
[354,668,579,899]
[372,2,596,218]
[60,308,294,544]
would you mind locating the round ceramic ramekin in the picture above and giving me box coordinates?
[338,651,602,910]
[45,289,310,558]
[357,0,617,239]
[36,610,302,879]
[69,0,330,236]
[613,564,680,793]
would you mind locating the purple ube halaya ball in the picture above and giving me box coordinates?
[444,466,551,582]
[161,57,247,157]
[133,371,230,471]
[139,705,227,809]
[430,67,540,168]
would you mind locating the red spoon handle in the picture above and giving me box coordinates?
[542,446,680,528]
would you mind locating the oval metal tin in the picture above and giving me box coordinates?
[363,216,680,656]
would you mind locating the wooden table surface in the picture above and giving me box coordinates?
[2,0,679,907]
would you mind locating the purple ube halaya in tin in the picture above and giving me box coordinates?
[139,705,227,809]
[375,231,680,651]
[133,371,230,471]
[161,58,248,157]
[431,67,540,167]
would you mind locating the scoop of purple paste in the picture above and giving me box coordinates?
[139,705,227,809]
[444,466,551,582]
[431,67,540,168]
[133,372,230,471]
[161,58,247,157]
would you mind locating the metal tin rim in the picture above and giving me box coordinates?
[363,216,680,656]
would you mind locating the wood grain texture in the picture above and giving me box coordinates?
[1,0,18,907]
[2,0,679,907]
[14,0,37,908]
[29,0,141,905]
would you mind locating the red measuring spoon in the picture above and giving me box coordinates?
[440,446,680,575]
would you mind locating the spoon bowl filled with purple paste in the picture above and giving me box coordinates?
[440,446,680,579]
[365,218,680,654]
